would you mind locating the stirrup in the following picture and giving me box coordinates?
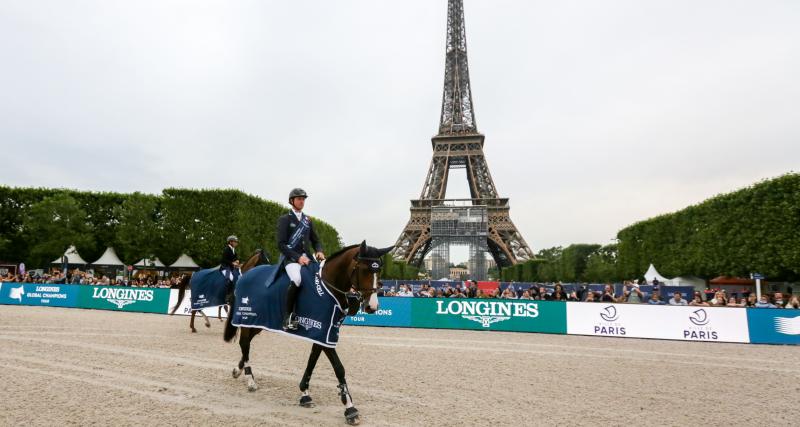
[283,313,299,331]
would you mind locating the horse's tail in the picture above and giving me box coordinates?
[223,298,238,342]
[169,275,191,315]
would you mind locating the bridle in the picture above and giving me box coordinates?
[319,252,384,316]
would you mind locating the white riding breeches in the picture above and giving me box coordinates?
[286,261,303,287]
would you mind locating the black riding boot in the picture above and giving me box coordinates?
[283,283,300,331]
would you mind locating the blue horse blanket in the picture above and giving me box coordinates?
[231,262,346,348]
[189,267,230,311]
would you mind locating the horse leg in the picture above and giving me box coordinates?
[322,347,359,425]
[199,310,211,328]
[298,344,323,408]
[234,328,259,391]
[190,311,197,333]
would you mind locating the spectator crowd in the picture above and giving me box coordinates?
[377,280,800,309]
[1,269,184,288]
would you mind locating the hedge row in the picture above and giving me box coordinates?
[0,187,342,268]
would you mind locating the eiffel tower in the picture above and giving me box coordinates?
[392,0,534,272]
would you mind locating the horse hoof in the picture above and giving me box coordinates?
[232,368,242,379]
[345,407,360,425]
[247,379,258,392]
[205,322,211,328]
[299,395,315,408]
[191,328,197,333]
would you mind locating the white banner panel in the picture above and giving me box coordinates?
[168,289,228,318]
[567,302,749,343]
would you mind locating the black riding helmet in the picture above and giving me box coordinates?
[288,188,308,203]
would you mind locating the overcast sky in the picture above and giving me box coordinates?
[1,0,798,259]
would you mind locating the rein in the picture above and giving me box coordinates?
[317,251,384,315]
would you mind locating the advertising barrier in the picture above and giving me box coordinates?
[747,309,800,345]
[343,297,412,327]
[78,285,171,314]
[567,302,750,343]
[410,298,567,334]
[168,289,229,318]
[0,282,78,307]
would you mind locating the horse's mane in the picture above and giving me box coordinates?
[326,244,359,262]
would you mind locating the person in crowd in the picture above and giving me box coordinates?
[669,291,688,306]
[467,281,478,298]
[501,286,517,299]
[623,282,644,303]
[397,284,414,297]
[600,284,616,302]
[435,289,444,298]
[536,286,550,301]
[773,292,786,308]
[726,295,743,307]
[584,290,598,302]
[647,291,665,305]
[452,288,468,298]
[784,295,799,309]
[689,293,709,306]
[551,284,567,301]
[376,282,385,297]
[567,290,580,301]
[709,291,727,307]
[519,290,533,300]
[754,294,777,308]
[745,293,757,307]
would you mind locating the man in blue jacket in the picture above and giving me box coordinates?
[277,188,325,330]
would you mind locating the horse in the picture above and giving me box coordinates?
[171,249,270,332]
[223,241,393,425]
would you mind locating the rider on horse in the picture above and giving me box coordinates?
[278,188,325,331]
[221,235,241,303]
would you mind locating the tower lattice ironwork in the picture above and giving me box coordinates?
[392,0,534,272]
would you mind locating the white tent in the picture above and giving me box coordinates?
[90,247,125,267]
[52,245,88,265]
[169,254,200,270]
[133,257,166,268]
[643,264,670,284]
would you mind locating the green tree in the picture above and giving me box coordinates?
[113,193,162,264]
[22,194,94,267]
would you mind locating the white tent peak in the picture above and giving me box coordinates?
[134,257,166,268]
[91,247,124,266]
[52,245,88,265]
[643,264,669,283]
[169,254,200,269]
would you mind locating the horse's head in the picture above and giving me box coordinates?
[346,241,393,315]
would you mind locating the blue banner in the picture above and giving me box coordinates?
[343,297,412,327]
[747,309,800,345]
[0,282,79,307]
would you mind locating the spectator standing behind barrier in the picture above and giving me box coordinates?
[584,291,598,302]
[600,284,616,302]
[501,287,517,299]
[785,295,799,309]
[624,282,643,303]
[754,294,776,308]
[773,292,786,308]
[551,284,567,301]
[669,292,688,306]
[727,296,743,307]
[647,291,665,305]
[709,291,727,307]
[689,293,709,306]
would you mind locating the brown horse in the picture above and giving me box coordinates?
[171,249,269,332]
[223,241,392,425]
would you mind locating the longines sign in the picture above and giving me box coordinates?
[412,298,566,334]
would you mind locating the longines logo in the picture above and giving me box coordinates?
[92,287,153,309]
[435,300,539,328]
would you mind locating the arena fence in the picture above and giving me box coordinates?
[1,283,797,345]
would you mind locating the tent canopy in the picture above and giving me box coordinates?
[169,253,200,269]
[52,245,88,265]
[709,276,761,286]
[134,257,166,268]
[667,275,707,290]
[91,247,124,267]
[643,264,670,283]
